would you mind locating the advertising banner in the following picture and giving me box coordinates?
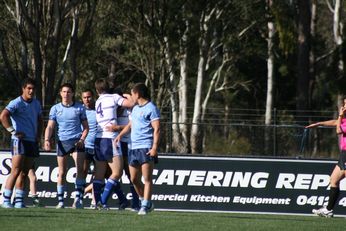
[1,151,346,216]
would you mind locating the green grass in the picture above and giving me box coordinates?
[0,208,344,231]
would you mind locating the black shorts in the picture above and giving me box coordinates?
[11,139,39,158]
[120,141,129,157]
[338,151,346,170]
[85,147,95,162]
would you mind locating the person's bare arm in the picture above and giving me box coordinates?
[44,120,56,151]
[0,109,25,138]
[76,119,89,149]
[114,122,132,144]
[148,119,160,157]
[336,107,346,134]
[305,119,338,128]
[121,94,135,108]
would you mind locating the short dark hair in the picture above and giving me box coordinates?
[60,83,74,92]
[82,89,94,96]
[21,78,36,89]
[95,78,110,94]
[132,83,150,101]
[113,87,123,96]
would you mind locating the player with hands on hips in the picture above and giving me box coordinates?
[44,83,89,209]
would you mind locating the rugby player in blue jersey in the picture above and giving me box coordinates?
[93,78,134,210]
[108,87,140,211]
[81,89,97,208]
[115,83,160,215]
[0,78,43,208]
[44,83,89,209]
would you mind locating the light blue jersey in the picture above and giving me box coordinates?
[130,102,160,149]
[117,108,131,143]
[49,102,87,141]
[6,96,42,142]
[85,108,97,149]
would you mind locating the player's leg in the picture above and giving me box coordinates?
[129,165,144,200]
[72,151,86,208]
[312,165,344,217]
[122,142,140,210]
[56,155,67,208]
[2,140,25,208]
[28,167,43,207]
[93,160,107,208]
[128,149,144,199]
[138,161,154,215]
[83,154,94,208]
[13,156,35,208]
[103,155,128,209]
[327,165,344,209]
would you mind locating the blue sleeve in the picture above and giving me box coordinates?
[35,100,43,116]
[150,105,160,121]
[6,99,18,114]
[80,105,87,121]
[49,105,57,121]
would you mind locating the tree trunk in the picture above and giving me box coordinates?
[310,0,317,157]
[296,0,311,122]
[265,0,275,155]
[191,13,210,154]
[178,17,190,153]
[333,0,344,81]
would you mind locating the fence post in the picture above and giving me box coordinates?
[273,108,277,156]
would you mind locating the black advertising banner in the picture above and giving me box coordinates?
[1,151,346,216]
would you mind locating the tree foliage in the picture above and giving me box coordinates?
[0,0,345,154]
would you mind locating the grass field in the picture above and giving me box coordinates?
[0,207,344,231]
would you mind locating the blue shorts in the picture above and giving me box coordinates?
[56,139,85,157]
[85,147,95,162]
[11,139,39,157]
[94,138,122,161]
[128,148,157,166]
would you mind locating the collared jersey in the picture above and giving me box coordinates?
[49,102,87,141]
[130,101,160,149]
[95,93,124,138]
[6,96,42,142]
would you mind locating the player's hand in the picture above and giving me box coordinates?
[105,124,122,132]
[105,124,113,132]
[114,136,121,145]
[147,148,158,157]
[305,123,319,128]
[75,139,85,149]
[14,131,25,139]
[339,106,346,117]
[44,140,51,151]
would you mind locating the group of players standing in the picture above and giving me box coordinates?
[0,78,160,215]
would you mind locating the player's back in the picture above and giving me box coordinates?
[95,93,124,138]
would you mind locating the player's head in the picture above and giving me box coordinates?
[95,78,110,95]
[21,78,36,100]
[131,83,151,101]
[82,89,94,109]
[60,83,75,104]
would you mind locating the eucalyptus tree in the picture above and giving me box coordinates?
[0,0,97,107]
